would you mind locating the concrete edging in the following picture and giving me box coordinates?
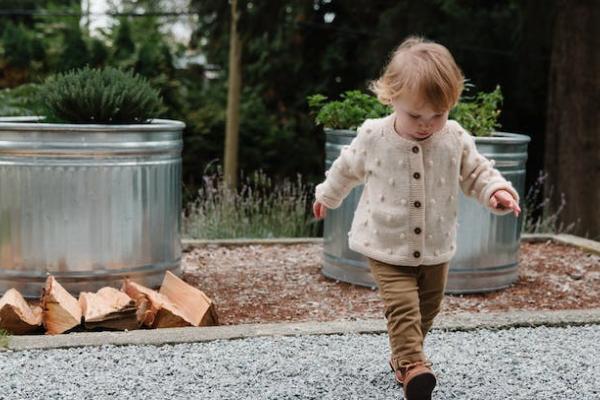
[3,308,600,352]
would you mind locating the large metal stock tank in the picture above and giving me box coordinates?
[0,117,184,298]
[321,128,530,293]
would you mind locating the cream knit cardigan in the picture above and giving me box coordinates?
[315,113,519,267]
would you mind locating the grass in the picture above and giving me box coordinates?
[183,167,319,239]
[0,328,9,348]
[522,171,578,234]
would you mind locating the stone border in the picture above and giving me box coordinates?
[3,308,600,351]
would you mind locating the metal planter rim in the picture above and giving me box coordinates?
[0,116,186,132]
[324,127,530,144]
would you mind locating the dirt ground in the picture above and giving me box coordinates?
[182,241,600,325]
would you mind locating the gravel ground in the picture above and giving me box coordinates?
[1,325,598,400]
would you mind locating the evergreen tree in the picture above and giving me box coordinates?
[59,26,90,72]
[112,18,135,63]
[89,38,108,67]
[2,22,33,69]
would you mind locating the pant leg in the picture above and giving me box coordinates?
[417,262,449,338]
[367,257,426,368]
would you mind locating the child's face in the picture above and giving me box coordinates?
[391,93,449,140]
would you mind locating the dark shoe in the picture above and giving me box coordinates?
[389,360,436,400]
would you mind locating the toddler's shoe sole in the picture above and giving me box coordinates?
[404,371,436,400]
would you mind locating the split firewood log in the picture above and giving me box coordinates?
[0,288,43,335]
[79,287,139,331]
[41,276,82,335]
[122,272,218,329]
[159,271,218,327]
[122,279,189,328]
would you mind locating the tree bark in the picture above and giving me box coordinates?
[544,0,600,238]
[224,0,242,189]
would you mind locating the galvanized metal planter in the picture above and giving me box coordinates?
[0,117,184,298]
[321,128,530,293]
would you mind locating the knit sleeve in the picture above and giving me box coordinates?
[314,124,368,209]
[458,126,519,216]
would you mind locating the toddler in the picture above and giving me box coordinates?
[312,36,520,400]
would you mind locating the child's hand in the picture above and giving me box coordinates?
[313,200,328,220]
[490,189,521,217]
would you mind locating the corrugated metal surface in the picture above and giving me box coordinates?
[321,129,530,293]
[0,118,184,298]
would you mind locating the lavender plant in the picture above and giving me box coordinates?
[183,166,318,239]
[522,171,578,234]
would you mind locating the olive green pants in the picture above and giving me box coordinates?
[368,257,449,370]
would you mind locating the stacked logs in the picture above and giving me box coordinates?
[0,271,218,335]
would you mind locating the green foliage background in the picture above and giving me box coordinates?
[0,0,554,202]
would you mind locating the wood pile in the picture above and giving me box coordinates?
[0,271,218,335]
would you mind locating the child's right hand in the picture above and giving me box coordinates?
[313,200,327,220]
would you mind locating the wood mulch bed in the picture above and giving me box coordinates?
[181,241,600,326]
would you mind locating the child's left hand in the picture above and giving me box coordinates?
[490,189,521,217]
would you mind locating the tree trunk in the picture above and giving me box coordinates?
[224,0,242,189]
[544,0,600,239]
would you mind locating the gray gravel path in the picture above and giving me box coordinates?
[1,325,598,400]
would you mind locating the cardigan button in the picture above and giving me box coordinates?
[414,227,422,234]
[414,201,421,208]
[412,146,419,153]
[413,251,421,258]
[413,172,421,179]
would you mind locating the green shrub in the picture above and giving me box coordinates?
[38,66,164,124]
[1,22,33,69]
[309,85,503,137]
[0,84,41,116]
[183,167,318,239]
[450,84,503,137]
[307,90,391,130]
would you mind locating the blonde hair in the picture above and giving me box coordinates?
[370,36,464,112]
